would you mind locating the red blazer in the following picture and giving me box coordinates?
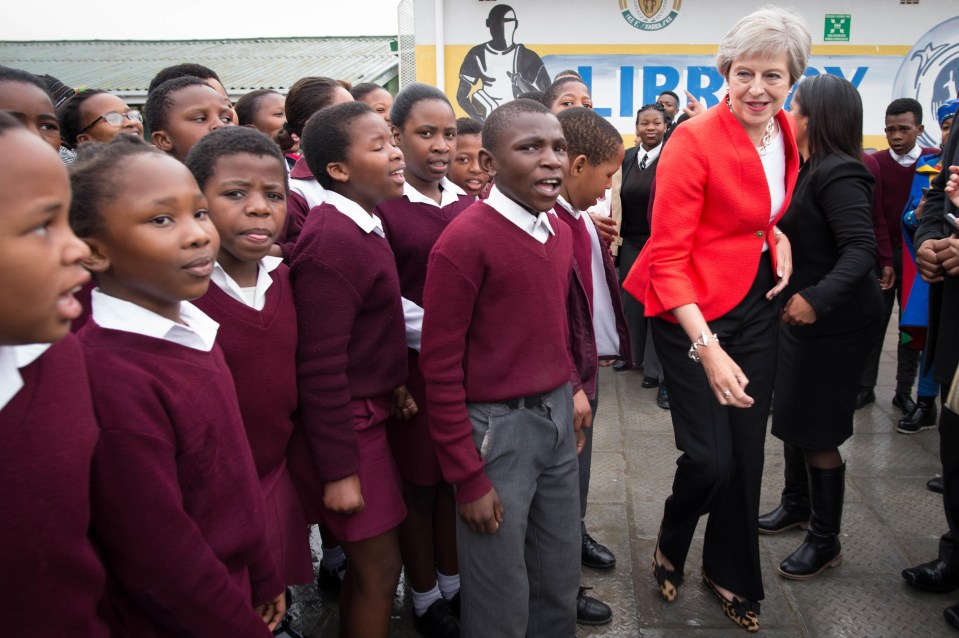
[624,102,799,322]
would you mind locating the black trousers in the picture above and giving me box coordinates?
[938,384,959,566]
[651,253,778,601]
[861,246,921,393]
[619,237,649,366]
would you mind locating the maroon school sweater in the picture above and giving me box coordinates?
[377,192,473,306]
[193,265,297,480]
[555,205,595,306]
[420,202,575,502]
[290,202,407,484]
[0,335,108,636]
[870,147,938,250]
[78,323,280,638]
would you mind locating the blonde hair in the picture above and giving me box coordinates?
[716,5,811,85]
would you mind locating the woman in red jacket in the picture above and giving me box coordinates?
[623,6,810,632]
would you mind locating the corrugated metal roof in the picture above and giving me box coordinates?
[0,37,399,99]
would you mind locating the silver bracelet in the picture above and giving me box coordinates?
[688,330,719,363]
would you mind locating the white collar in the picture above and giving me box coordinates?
[403,177,466,208]
[555,195,583,220]
[889,144,922,166]
[91,289,219,352]
[637,141,663,165]
[0,343,51,411]
[485,185,555,243]
[325,191,386,237]
[211,256,282,311]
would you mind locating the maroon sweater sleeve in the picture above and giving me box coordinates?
[421,250,493,503]
[293,249,364,483]
[863,153,892,268]
[278,192,310,262]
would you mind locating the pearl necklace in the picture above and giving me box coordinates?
[727,94,776,157]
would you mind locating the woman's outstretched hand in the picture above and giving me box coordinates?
[766,230,792,299]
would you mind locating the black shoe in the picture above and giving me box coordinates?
[612,360,630,372]
[274,620,305,638]
[576,587,612,626]
[898,397,938,434]
[758,499,809,534]
[582,532,616,569]
[892,391,917,414]
[776,464,845,580]
[447,592,460,617]
[656,384,670,410]
[316,561,346,596]
[902,559,959,593]
[641,376,660,388]
[854,388,876,410]
[413,598,460,638]
[945,603,959,631]
[929,476,945,494]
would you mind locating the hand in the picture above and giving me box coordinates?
[391,385,418,420]
[935,236,959,276]
[323,474,364,514]
[572,389,592,455]
[946,165,959,208]
[682,90,706,118]
[698,344,754,408]
[781,293,817,325]
[765,230,792,299]
[879,266,896,290]
[457,488,504,534]
[588,212,618,245]
[255,592,287,631]
[917,239,945,282]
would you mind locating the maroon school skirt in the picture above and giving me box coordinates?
[386,349,444,486]
[261,461,314,586]
[319,394,407,542]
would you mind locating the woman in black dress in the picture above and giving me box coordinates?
[764,73,883,579]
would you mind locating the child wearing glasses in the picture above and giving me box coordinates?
[58,89,143,148]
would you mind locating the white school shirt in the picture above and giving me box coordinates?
[890,144,922,167]
[555,196,620,357]
[485,185,555,243]
[91,289,219,352]
[210,256,283,311]
[636,141,663,169]
[759,127,786,253]
[0,343,50,411]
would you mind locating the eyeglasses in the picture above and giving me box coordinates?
[79,110,143,133]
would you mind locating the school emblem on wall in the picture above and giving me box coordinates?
[892,16,959,147]
[620,0,682,31]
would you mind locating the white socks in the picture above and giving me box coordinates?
[437,570,460,600]
[411,584,442,617]
[320,545,346,578]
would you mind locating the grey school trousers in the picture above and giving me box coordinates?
[459,383,580,638]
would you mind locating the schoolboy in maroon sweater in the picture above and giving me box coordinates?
[70,137,283,637]
[860,98,940,409]
[145,75,235,163]
[0,113,108,636]
[420,98,586,638]
[186,127,313,592]
[553,106,633,626]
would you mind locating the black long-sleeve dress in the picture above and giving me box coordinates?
[772,153,884,449]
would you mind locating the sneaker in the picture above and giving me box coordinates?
[413,598,460,638]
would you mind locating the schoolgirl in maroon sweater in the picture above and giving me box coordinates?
[273,77,354,261]
[375,83,472,633]
[290,101,413,638]
[186,128,313,593]
[0,113,109,636]
[69,137,284,637]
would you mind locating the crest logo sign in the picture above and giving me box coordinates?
[892,16,959,147]
[620,0,681,31]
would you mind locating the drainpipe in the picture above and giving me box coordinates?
[435,0,445,93]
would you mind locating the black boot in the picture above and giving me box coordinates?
[759,443,809,534]
[897,396,938,434]
[777,463,845,580]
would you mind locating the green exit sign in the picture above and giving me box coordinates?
[824,14,851,42]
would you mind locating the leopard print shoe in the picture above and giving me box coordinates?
[702,570,760,632]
